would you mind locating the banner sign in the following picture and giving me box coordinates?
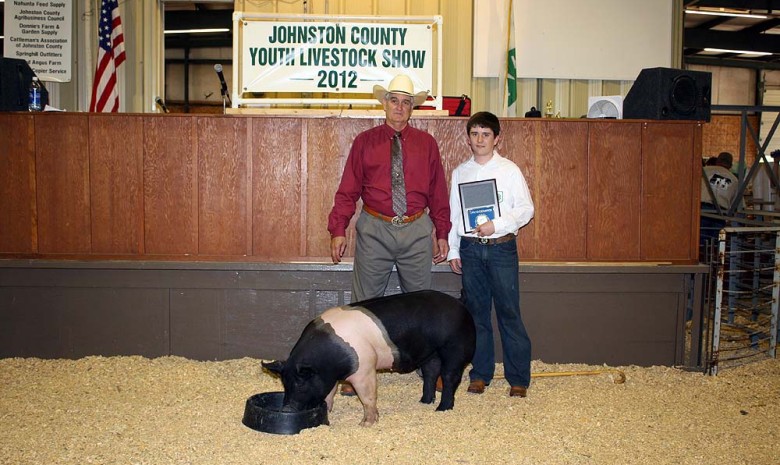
[240,20,433,95]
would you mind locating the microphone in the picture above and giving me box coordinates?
[214,63,231,105]
[155,96,169,113]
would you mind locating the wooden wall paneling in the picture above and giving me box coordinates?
[427,118,470,186]
[300,121,309,256]
[143,117,197,255]
[691,125,704,257]
[425,118,471,248]
[89,115,144,254]
[0,114,37,253]
[35,114,91,253]
[640,123,696,262]
[587,122,642,260]
[0,113,705,264]
[305,118,376,259]
[535,121,589,260]
[245,118,254,256]
[499,119,539,260]
[251,117,303,258]
[197,116,248,256]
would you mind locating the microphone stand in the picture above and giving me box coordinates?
[214,64,232,114]
[221,88,232,114]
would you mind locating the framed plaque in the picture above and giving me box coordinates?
[458,179,501,233]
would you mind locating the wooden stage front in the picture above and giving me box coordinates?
[0,112,708,367]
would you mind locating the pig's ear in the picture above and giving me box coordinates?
[297,364,316,379]
[261,360,285,376]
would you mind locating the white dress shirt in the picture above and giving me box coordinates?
[447,151,534,261]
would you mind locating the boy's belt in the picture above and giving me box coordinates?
[363,206,425,226]
[461,234,516,245]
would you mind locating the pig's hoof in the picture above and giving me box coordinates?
[340,383,357,396]
[419,395,435,404]
[359,409,379,426]
[436,400,454,411]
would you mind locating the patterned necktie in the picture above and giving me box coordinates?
[391,131,407,217]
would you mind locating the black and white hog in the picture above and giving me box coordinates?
[261,290,476,426]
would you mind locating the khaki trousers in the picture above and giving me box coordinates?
[351,210,434,303]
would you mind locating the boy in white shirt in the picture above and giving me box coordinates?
[447,112,535,397]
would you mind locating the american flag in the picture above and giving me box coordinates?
[89,0,126,112]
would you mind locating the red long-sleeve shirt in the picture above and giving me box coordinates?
[327,123,451,240]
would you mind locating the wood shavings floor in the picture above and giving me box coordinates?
[1,356,778,464]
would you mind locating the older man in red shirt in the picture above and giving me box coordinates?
[328,74,451,302]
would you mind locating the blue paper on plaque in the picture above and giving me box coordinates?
[467,206,495,230]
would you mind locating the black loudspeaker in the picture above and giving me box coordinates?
[623,67,711,122]
[0,58,49,111]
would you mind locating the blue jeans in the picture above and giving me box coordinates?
[699,203,725,252]
[460,238,532,388]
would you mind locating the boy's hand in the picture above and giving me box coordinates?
[475,220,495,237]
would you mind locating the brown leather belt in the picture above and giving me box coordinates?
[461,233,516,245]
[363,206,425,226]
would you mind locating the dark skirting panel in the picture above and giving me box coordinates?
[0,260,707,368]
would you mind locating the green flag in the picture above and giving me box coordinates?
[504,0,517,116]
[507,47,517,115]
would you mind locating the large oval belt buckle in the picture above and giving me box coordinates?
[391,215,404,226]
[478,237,489,244]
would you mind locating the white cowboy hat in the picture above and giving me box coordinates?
[373,74,429,107]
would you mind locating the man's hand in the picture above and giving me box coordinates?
[433,238,449,264]
[331,236,347,264]
[449,258,462,275]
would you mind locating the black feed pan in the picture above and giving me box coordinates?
[242,391,329,435]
